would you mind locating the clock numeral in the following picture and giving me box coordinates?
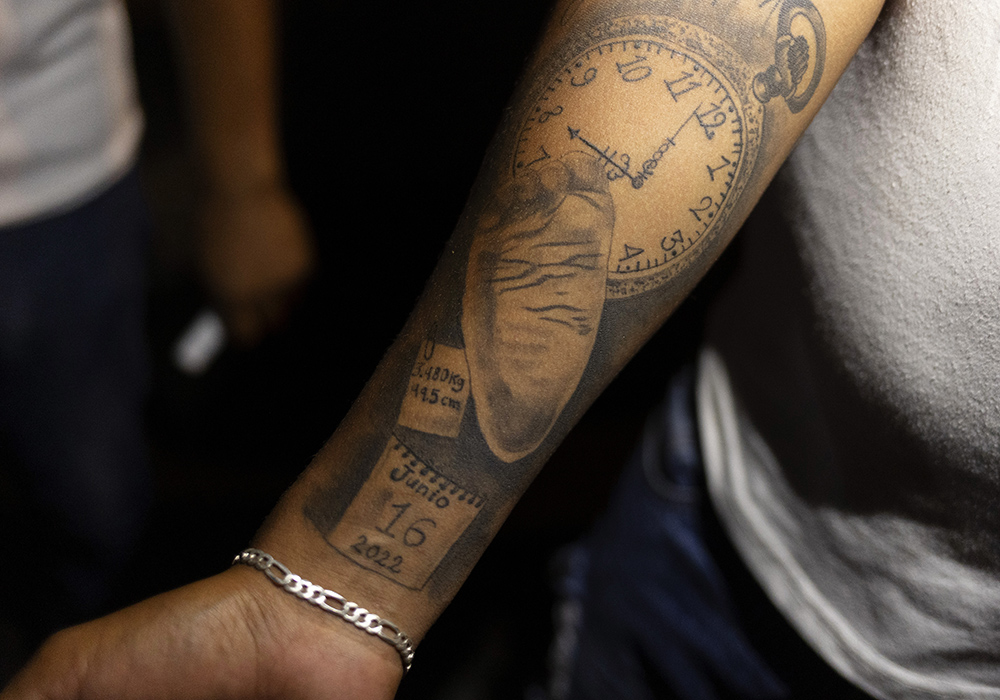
[606,153,632,182]
[516,145,551,170]
[571,67,598,87]
[620,244,645,262]
[665,71,702,102]
[696,103,728,140]
[661,230,685,254]
[536,105,564,124]
[616,56,652,83]
[706,156,733,182]
[689,196,714,223]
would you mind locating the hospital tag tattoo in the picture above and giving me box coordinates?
[399,340,470,438]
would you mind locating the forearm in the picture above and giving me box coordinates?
[252,0,882,650]
[165,0,285,195]
[164,0,315,345]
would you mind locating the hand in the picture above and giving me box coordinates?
[0,568,402,700]
[198,184,316,347]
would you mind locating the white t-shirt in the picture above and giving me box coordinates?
[0,0,143,227]
[699,1,1000,697]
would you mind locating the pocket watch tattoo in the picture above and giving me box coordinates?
[465,5,825,462]
[515,14,764,299]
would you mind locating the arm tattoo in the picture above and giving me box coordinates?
[305,0,826,595]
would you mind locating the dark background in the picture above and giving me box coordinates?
[2,1,722,695]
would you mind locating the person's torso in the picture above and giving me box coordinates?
[0,0,143,227]
[700,0,1000,695]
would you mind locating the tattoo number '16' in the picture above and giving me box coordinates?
[376,502,437,547]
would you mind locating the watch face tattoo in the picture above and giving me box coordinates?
[514,14,764,299]
[326,437,485,590]
[461,6,828,463]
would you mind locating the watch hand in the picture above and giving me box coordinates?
[635,106,701,186]
[567,126,643,189]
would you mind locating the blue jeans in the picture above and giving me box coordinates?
[0,171,152,627]
[558,368,871,700]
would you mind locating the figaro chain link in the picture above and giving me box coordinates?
[233,548,415,675]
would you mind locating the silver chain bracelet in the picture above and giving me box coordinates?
[233,548,415,675]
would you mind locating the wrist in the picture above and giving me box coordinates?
[225,564,405,697]
[233,548,415,675]
[252,497,446,642]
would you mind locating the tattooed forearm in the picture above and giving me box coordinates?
[277,0,879,634]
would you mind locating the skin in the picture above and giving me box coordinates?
[1,0,883,697]
[167,0,316,345]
